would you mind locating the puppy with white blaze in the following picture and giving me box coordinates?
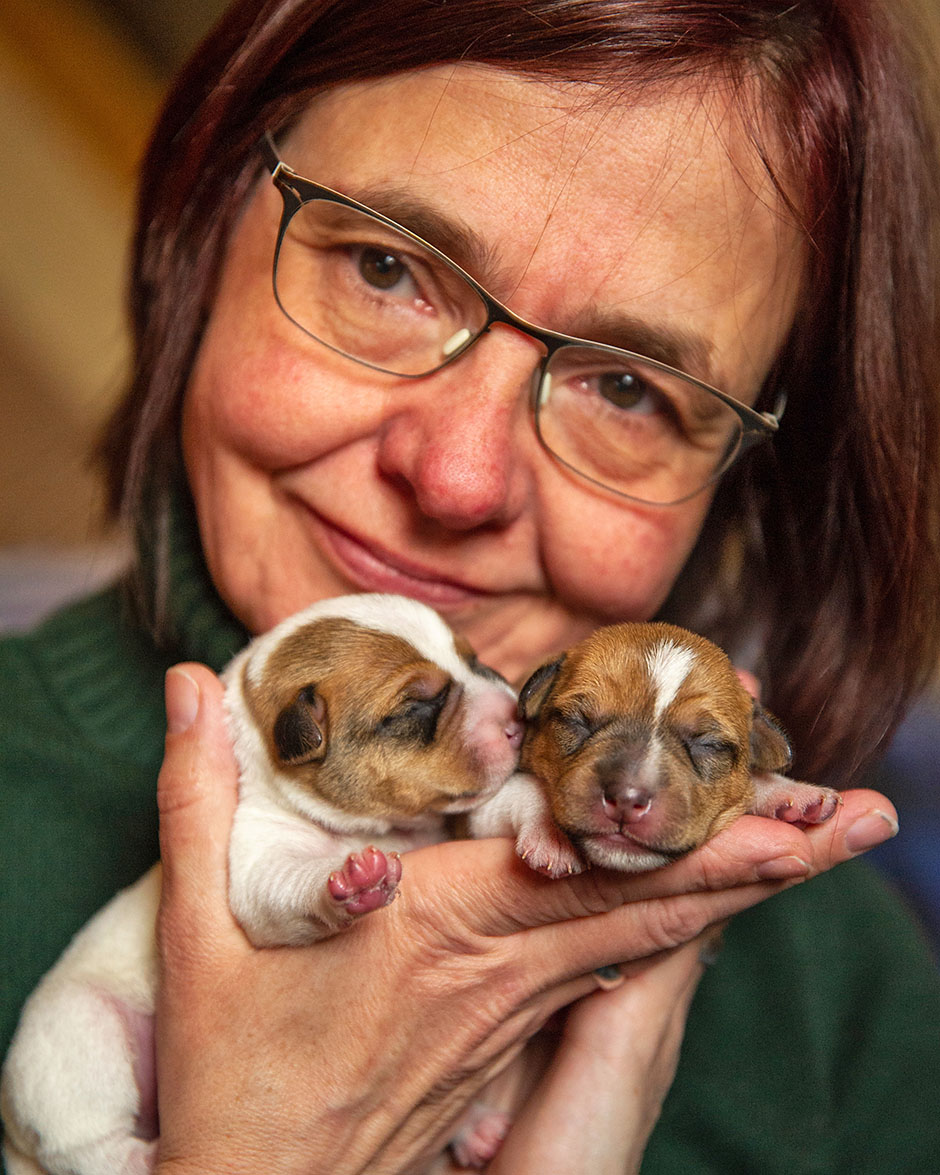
[471,621,842,880]
[448,622,844,1165]
[0,594,523,1175]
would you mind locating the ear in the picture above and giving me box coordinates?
[518,655,566,720]
[273,684,328,766]
[748,701,792,774]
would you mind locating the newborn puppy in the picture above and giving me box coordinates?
[1,594,522,1175]
[472,620,840,879]
[448,621,843,1169]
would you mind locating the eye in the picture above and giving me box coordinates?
[552,709,602,754]
[378,683,452,745]
[596,370,662,414]
[683,734,738,780]
[354,245,418,296]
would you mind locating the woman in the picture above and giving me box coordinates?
[2,1,939,1171]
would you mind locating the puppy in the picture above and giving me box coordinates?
[447,621,843,1169]
[472,621,840,879]
[1,594,522,1175]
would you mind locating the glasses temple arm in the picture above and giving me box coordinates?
[260,131,284,179]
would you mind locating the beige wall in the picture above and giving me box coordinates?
[0,1,163,548]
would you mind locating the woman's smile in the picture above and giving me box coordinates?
[297,504,497,609]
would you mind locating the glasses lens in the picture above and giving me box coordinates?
[536,345,744,505]
[274,199,489,376]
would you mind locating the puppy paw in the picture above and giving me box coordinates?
[750,776,842,825]
[516,823,584,879]
[449,1104,511,1169]
[328,847,402,916]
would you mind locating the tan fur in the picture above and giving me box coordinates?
[243,617,503,821]
[523,623,757,855]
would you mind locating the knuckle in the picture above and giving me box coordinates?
[642,897,709,953]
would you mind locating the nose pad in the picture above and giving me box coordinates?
[505,715,524,751]
[602,786,654,825]
[491,693,525,754]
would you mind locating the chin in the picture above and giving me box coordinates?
[577,834,673,873]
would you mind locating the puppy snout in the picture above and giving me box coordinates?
[596,745,661,827]
[463,688,524,778]
[602,785,654,825]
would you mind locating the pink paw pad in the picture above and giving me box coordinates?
[775,788,842,825]
[450,1106,511,1169]
[328,846,402,915]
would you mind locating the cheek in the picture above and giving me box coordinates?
[184,313,370,476]
[538,486,710,621]
[183,189,384,476]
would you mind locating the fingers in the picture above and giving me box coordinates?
[387,783,898,1013]
[403,819,810,943]
[490,938,707,1175]
[798,786,898,871]
[157,663,243,956]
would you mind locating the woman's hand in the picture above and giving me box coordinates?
[153,663,898,1175]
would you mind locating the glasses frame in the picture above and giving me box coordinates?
[260,132,785,506]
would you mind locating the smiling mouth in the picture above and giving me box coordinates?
[309,509,491,608]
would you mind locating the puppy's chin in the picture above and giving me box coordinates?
[575,832,678,873]
[435,776,507,816]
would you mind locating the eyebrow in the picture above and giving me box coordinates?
[345,182,717,383]
[350,183,500,280]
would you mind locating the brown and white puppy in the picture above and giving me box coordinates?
[1,594,522,1175]
[471,620,840,879]
[450,621,842,1170]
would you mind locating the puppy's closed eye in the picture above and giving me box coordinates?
[379,680,453,745]
[552,709,603,755]
[682,732,738,780]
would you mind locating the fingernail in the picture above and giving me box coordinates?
[756,855,810,881]
[593,965,625,990]
[166,667,200,734]
[845,810,899,855]
[699,929,725,967]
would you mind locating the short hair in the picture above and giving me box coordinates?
[100,0,940,787]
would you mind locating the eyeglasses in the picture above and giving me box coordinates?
[261,133,784,507]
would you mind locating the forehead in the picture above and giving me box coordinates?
[282,64,804,398]
[557,624,744,717]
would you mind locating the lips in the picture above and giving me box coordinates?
[307,508,493,608]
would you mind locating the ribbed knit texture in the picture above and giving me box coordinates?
[0,486,247,1065]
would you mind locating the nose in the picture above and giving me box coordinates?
[375,327,540,530]
[597,739,662,825]
[602,786,654,825]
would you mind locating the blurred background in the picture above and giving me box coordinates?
[0,0,225,623]
[1,0,938,954]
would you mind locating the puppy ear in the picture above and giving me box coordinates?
[748,701,792,774]
[518,655,566,720]
[273,684,328,765]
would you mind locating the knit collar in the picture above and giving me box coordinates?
[153,481,250,673]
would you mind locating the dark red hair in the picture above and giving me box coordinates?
[100,0,940,787]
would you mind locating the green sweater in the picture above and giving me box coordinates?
[2,538,939,1172]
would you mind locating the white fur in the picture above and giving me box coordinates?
[646,639,696,720]
[1,594,520,1175]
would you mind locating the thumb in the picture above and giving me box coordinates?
[157,663,241,949]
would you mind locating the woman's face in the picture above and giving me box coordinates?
[183,66,803,681]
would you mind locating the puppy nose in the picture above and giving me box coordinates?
[603,786,654,825]
[506,717,524,750]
